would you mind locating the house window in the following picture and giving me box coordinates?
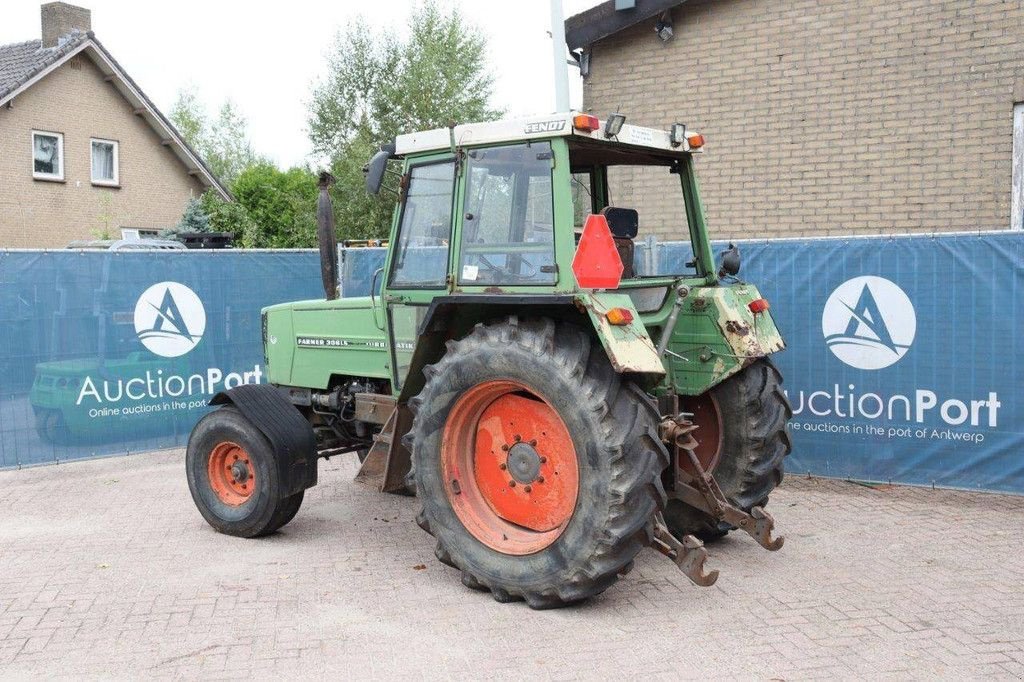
[91,138,119,186]
[32,130,64,180]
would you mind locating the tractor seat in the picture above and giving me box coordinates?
[600,207,638,279]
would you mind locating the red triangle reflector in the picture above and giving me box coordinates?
[572,214,624,289]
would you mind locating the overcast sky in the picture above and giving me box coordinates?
[1,0,601,168]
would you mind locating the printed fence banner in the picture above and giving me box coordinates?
[2,234,1022,494]
[740,232,1024,494]
[0,250,321,468]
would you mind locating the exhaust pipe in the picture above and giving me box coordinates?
[317,171,339,300]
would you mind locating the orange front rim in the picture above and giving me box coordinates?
[441,380,579,555]
[207,441,256,506]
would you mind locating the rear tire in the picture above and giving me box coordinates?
[407,317,668,609]
[186,406,305,538]
[665,358,792,541]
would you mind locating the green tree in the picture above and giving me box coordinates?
[167,196,211,236]
[231,164,319,248]
[308,0,502,238]
[170,88,264,186]
[200,189,254,236]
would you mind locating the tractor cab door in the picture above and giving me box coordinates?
[381,158,458,392]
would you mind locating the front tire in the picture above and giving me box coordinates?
[186,405,304,538]
[665,358,792,541]
[407,318,669,609]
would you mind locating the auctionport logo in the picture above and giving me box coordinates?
[821,276,915,370]
[134,282,206,358]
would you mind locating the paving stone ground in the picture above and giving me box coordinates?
[1,449,1022,680]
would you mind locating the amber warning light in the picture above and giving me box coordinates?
[572,114,601,132]
[605,308,635,326]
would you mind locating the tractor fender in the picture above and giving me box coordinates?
[209,384,318,497]
[399,293,664,403]
[575,292,666,375]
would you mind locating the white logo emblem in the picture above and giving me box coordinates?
[822,276,915,370]
[134,282,206,358]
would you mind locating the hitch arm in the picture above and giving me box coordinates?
[652,513,719,587]
[672,430,784,552]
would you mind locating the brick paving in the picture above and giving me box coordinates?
[1,450,1022,680]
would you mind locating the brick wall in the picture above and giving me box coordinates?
[0,53,206,248]
[582,0,1024,239]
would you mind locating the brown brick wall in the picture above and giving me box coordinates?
[582,0,1024,240]
[0,52,206,248]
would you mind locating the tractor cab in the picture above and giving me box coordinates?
[375,112,717,297]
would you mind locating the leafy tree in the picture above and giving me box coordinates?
[170,88,264,186]
[308,0,502,238]
[200,189,254,236]
[230,164,319,248]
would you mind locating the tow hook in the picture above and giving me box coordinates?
[652,512,719,587]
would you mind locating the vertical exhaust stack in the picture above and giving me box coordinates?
[550,0,570,112]
[317,172,339,300]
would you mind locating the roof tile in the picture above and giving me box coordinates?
[0,31,89,100]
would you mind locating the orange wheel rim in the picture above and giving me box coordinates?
[441,380,579,555]
[207,441,256,506]
[680,393,722,474]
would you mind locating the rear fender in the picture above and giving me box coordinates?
[401,294,664,404]
[575,292,666,375]
[210,384,317,497]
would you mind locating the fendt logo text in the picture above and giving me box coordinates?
[134,282,206,358]
[821,276,915,370]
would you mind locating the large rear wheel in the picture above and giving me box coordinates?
[186,406,305,538]
[665,358,792,541]
[407,318,669,608]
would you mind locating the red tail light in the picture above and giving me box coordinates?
[748,298,770,314]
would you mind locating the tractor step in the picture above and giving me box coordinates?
[353,403,413,494]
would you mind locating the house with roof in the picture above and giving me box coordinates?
[0,3,228,248]
[567,0,1024,239]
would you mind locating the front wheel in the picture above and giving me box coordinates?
[665,358,792,541]
[186,406,305,538]
[407,318,669,609]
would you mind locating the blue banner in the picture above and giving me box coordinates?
[739,232,1023,493]
[0,250,321,468]
[2,235,1022,494]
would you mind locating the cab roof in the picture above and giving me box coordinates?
[394,112,703,161]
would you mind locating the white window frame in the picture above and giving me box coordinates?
[31,130,64,181]
[1012,104,1024,231]
[90,138,120,186]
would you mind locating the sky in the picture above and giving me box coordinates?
[1,0,601,168]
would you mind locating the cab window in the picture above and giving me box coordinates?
[459,142,556,285]
[389,161,455,287]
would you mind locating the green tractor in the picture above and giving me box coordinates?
[186,113,792,607]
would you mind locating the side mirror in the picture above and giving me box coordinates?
[363,143,396,195]
[718,243,741,278]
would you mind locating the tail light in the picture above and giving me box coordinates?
[749,298,770,314]
[605,308,635,326]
